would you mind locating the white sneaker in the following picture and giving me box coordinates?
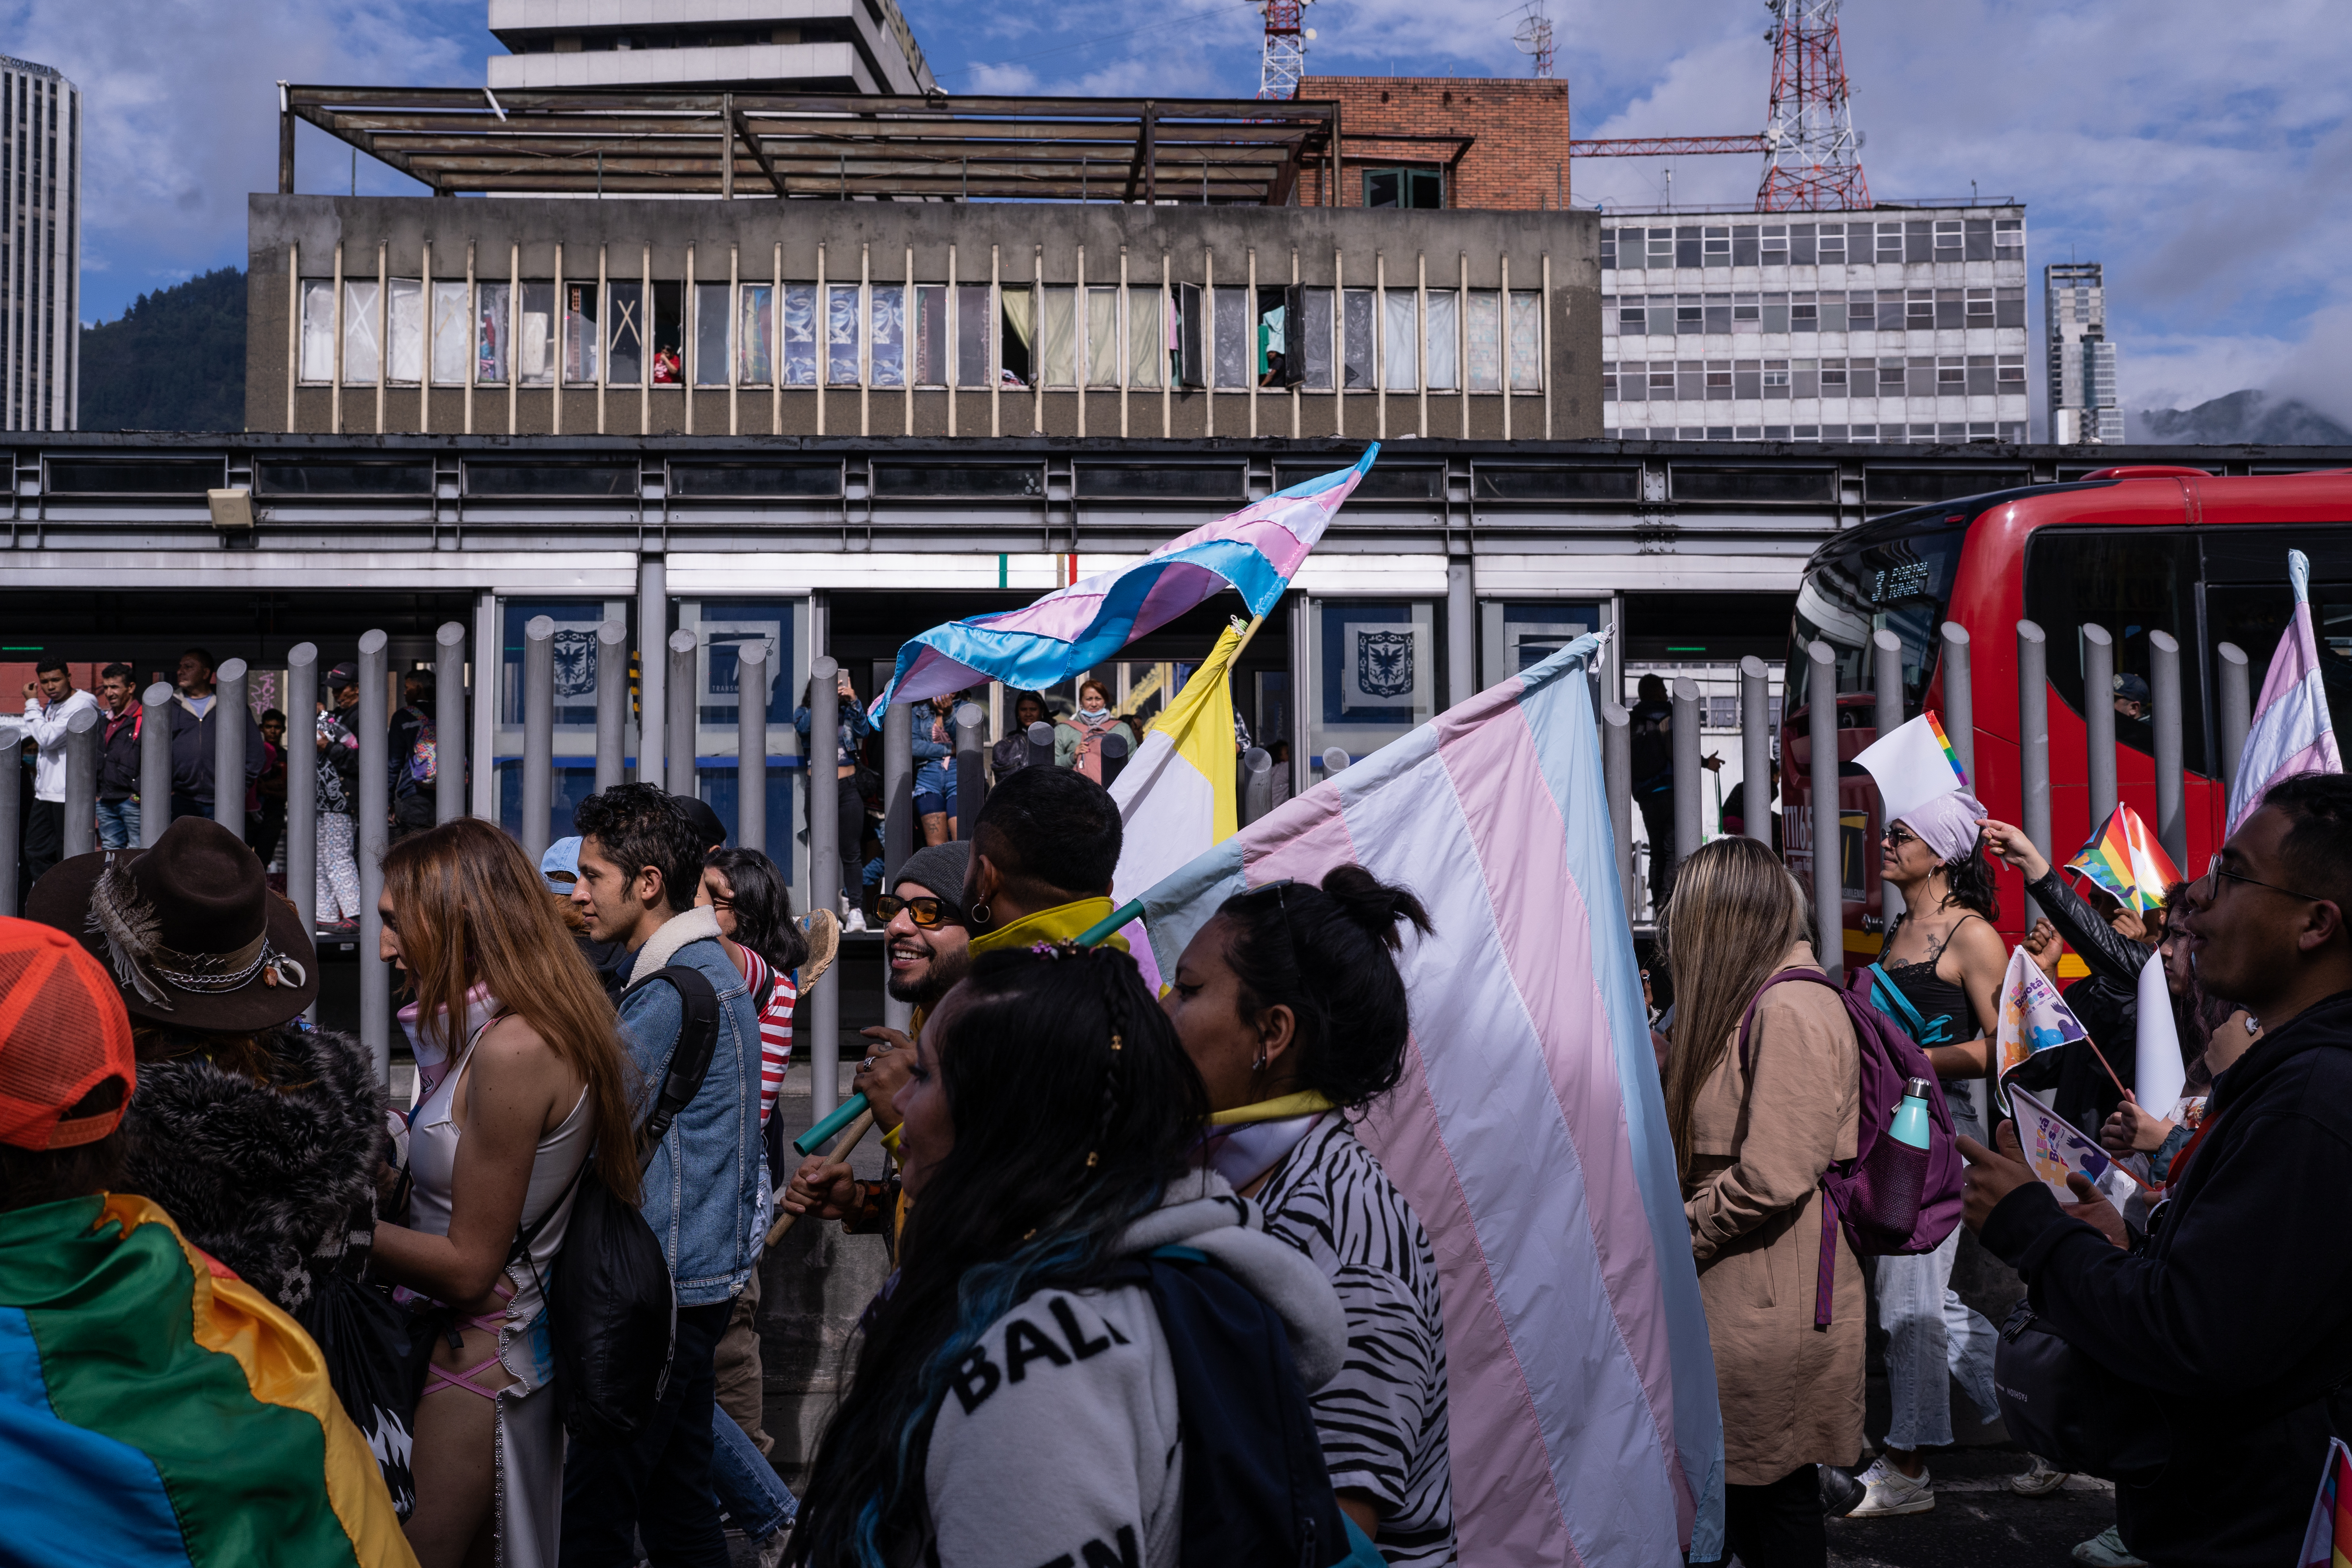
[2072,1526,2147,1566]
[755,1527,792,1568]
[1845,1454,1935,1517]
[2011,1453,2071,1496]
[842,907,868,934]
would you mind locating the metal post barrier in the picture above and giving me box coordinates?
[214,658,249,830]
[956,701,988,824]
[357,629,391,1089]
[1241,746,1273,825]
[595,620,627,794]
[62,708,99,858]
[880,698,914,1034]
[1808,640,1842,985]
[1940,622,1975,780]
[2082,623,2117,827]
[1321,746,1351,776]
[2150,630,2187,872]
[1739,656,1771,846]
[0,716,18,916]
[2018,620,2051,929]
[638,558,667,786]
[1025,720,1056,770]
[1099,730,1131,790]
[285,647,317,938]
[1603,701,1635,927]
[1445,558,1475,708]
[806,656,841,1119]
[521,617,556,863]
[435,621,467,823]
[2217,642,2251,802]
[1872,630,1907,930]
[1671,677,1702,875]
[736,642,768,852]
[667,630,698,799]
[140,681,174,848]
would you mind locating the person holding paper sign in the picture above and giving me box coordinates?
[1959,773,2352,1568]
[1846,788,2012,1518]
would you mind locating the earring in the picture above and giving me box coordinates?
[1251,1049,1268,1073]
[970,901,991,925]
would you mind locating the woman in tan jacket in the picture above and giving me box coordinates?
[1662,836,1864,1568]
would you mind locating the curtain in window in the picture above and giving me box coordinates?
[476,282,510,384]
[1424,290,1460,391]
[1467,291,1502,391]
[562,284,598,385]
[299,280,335,382]
[1381,290,1418,391]
[341,279,382,384]
[430,281,469,385]
[386,279,423,384]
[780,283,816,386]
[1086,286,1121,387]
[1509,291,1545,390]
[518,283,556,386]
[870,285,907,388]
[1127,287,1164,388]
[1000,285,1035,388]
[1039,286,1076,388]
[737,284,774,385]
[826,284,862,385]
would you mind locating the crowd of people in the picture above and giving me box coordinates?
[10,646,2352,1568]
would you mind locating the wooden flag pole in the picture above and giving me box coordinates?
[766,1108,875,1245]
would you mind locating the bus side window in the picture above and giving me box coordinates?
[2023,528,2206,776]
[2200,527,2352,780]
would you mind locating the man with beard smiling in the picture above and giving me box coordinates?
[782,841,969,1243]
[1958,772,2352,1567]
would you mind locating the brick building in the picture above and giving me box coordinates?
[1300,77,1570,213]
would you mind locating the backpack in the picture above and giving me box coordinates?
[514,964,721,1445]
[1733,969,1965,1327]
[402,710,437,790]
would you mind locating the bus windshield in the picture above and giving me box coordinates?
[1786,520,1971,718]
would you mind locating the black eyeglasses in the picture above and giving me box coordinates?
[1883,824,1917,848]
[2193,854,2328,906]
[876,893,961,929]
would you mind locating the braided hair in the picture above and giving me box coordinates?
[1213,865,1434,1110]
[786,942,1207,1568]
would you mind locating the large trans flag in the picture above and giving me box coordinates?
[1133,633,1725,1565]
[872,445,1377,712]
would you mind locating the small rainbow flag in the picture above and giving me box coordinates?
[1924,712,1969,790]
[0,1193,414,1566]
[2296,1435,2352,1568]
[2064,802,2182,915]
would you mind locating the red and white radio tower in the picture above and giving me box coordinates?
[1257,1,1307,101]
[1756,0,1869,210]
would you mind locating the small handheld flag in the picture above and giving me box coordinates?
[2230,548,2345,833]
[2295,1435,2352,1568]
[1854,711,1971,826]
[2063,802,2182,915]
[1994,944,2100,1111]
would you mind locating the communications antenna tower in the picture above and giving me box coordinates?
[1756,0,1868,210]
[1512,1,1555,80]
[1257,0,1307,101]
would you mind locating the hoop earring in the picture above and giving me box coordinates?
[970,901,991,926]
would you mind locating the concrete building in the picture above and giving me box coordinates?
[2,54,80,432]
[487,0,935,95]
[1598,203,2031,444]
[2047,260,2121,444]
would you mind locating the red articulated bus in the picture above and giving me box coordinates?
[1782,465,2352,971]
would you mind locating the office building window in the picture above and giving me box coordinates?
[1425,288,1461,391]
[1084,284,1120,388]
[385,279,423,385]
[1705,294,1732,333]
[826,284,862,385]
[516,284,556,386]
[1509,291,1542,390]
[1935,220,1963,254]
[1734,360,1761,398]
[1600,231,1617,269]
[1937,358,1966,390]
[1468,289,1504,391]
[1763,226,1790,266]
[1038,284,1077,388]
[1935,288,1964,329]
[1647,228,1674,269]
[781,282,817,386]
[1705,362,1733,401]
[563,283,598,385]
[1906,291,1934,329]
[870,284,908,388]
[1342,288,1374,389]
[1966,354,1995,395]
[999,284,1034,388]
[342,279,382,383]
[737,282,775,386]
[955,284,992,388]
[1212,287,1248,390]
[431,280,469,386]
[475,281,510,384]
[909,284,947,387]
[1383,290,1418,390]
[1616,298,1646,334]
[1704,227,1731,265]
[1876,223,1905,262]
[1762,360,1790,397]
[1733,226,1760,266]
[1996,288,2027,329]
[1601,361,1618,399]
[1733,295,1761,331]
[1677,360,1703,399]
[1997,355,2026,389]
[1134,285,1172,388]
[1994,219,2024,255]
[1965,287,1993,325]
[691,283,730,386]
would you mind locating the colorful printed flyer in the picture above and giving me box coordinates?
[2009,1084,2142,1208]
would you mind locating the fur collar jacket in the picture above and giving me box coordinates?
[120,1023,388,1311]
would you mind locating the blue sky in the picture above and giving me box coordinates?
[19,0,2351,428]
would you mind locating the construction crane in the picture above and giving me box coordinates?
[1565,0,1870,212]
[1257,0,1315,101]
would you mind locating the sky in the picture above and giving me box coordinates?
[18,0,2351,430]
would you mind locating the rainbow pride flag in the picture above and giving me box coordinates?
[2064,802,2182,915]
[1924,712,1969,789]
[2298,1435,2352,1567]
[0,1193,415,1567]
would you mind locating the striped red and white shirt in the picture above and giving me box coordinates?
[733,947,798,1127]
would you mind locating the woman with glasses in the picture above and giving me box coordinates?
[1847,788,2012,1520]
[1159,868,1457,1564]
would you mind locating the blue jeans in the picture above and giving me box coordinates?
[1873,1080,2002,1451]
[95,798,139,850]
[710,1411,798,1541]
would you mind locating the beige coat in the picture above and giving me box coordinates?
[1683,945,1866,1486]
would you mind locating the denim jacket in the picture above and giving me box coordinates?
[618,906,770,1307]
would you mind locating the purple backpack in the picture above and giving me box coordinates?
[1734,970,1965,1327]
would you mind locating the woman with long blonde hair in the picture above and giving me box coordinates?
[1661,836,1863,1568]
[369,817,642,1568]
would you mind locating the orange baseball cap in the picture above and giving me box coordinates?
[0,916,137,1150]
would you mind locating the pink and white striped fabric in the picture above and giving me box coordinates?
[1136,633,1724,1565]
[2229,548,2345,833]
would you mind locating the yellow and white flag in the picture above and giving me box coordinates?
[1109,620,1248,926]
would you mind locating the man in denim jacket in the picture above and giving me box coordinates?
[564,783,768,1568]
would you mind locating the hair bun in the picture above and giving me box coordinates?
[1317,865,1434,953]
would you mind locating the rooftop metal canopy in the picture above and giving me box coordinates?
[278,85,1342,206]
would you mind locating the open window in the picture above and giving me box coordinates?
[1177,282,1206,389]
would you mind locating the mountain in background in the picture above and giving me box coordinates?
[79,267,246,432]
[2134,389,2352,446]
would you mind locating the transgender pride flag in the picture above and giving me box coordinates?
[2229,548,2346,833]
[873,445,1377,710]
[1135,632,1724,1565]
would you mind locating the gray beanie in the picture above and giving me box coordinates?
[895,841,972,918]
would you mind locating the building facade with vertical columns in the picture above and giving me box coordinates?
[2,54,80,432]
